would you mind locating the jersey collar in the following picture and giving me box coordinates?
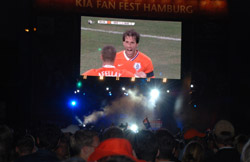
[123,50,139,61]
[103,65,115,68]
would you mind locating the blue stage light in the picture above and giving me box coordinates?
[71,101,76,106]
[69,99,77,108]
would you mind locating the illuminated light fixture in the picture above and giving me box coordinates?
[149,89,160,107]
[69,99,77,108]
[147,78,151,82]
[24,29,29,32]
[76,89,80,93]
[150,89,160,100]
[122,87,126,91]
[106,87,109,91]
[71,101,76,106]
[33,27,37,31]
[108,91,112,96]
[190,84,194,88]
[99,76,104,80]
[130,124,138,133]
[167,90,170,93]
[163,78,167,83]
[83,75,87,79]
[77,81,82,88]
[116,77,120,81]
[131,77,135,82]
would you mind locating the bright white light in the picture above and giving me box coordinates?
[71,101,77,107]
[167,90,170,93]
[150,89,159,100]
[149,89,160,107]
[130,124,138,133]
[122,87,126,91]
[190,84,194,88]
[77,89,80,93]
[106,87,109,91]
[99,76,104,80]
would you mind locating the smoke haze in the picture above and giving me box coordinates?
[83,91,156,128]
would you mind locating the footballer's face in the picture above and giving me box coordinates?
[123,36,138,59]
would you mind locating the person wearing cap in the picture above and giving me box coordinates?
[213,120,240,162]
[88,138,145,162]
[183,128,206,141]
[182,128,216,162]
[63,130,100,162]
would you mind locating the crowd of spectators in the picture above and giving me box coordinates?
[1,119,249,162]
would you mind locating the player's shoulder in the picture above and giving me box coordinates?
[82,69,97,75]
[138,51,152,61]
[116,50,125,57]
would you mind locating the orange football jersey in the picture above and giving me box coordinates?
[114,50,154,77]
[82,65,134,78]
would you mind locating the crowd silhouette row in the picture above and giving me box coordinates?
[1,119,250,162]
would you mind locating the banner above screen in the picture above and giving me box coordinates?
[34,0,228,20]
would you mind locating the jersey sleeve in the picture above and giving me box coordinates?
[145,58,154,78]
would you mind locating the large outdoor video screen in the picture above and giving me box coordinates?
[80,16,181,79]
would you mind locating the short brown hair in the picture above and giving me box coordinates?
[101,45,117,62]
[122,29,140,44]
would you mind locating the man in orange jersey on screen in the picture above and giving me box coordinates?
[114,29,154,78]
[82,45,134,78]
